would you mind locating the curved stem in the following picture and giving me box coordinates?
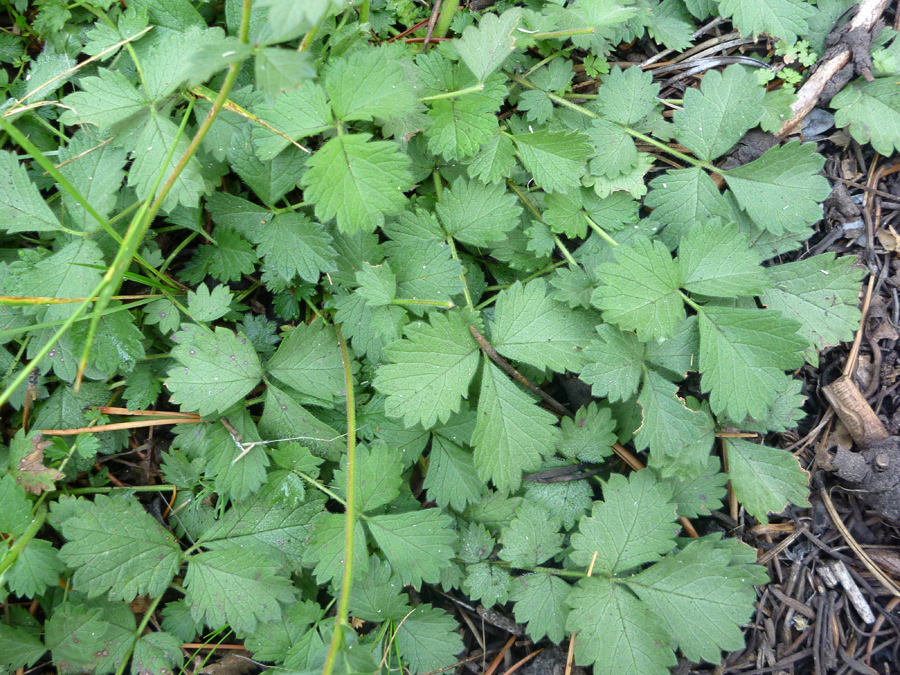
[0,503,48,577]
[432,0,458,39]
[322,324,358,675]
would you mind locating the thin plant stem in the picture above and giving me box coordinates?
[322,324,358,675]
[432,0,459,39]
[420,83,484,101]
[584,214,619,247]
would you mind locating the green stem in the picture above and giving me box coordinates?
[359,0,369,23]
[114,591,167,675]
[432,0,459,39]
[505,71,716,171]
[291,470,347,505]
[680,290,702,312]
[62,485,177,496]
[322,324,358,675]
[584,214,619,247]
[0,503,47,577]
[419,83,484,102]
[390,298,454,308]
[528,27,595,39]
[552,234,578,267]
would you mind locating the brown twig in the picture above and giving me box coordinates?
[469,324,571,416]
[484,635,517,675]
[40,418,207,435]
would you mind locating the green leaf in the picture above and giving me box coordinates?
[385,238,464,303]
[832,77,900,155]
[228,126,307,206]
[348,556,411,622]
[569,471,678,575]
[472,361,561,492]
[335,442,402,512]
[184,547,298,633]
[581,324,645,402]
[491,279,596,372]
[455,8,523,81]
[566,576,675,674]
[717,0,815,44]
[45,599,134,674]
[626,539,760,662]
[462,561,511,607]
[254,47,315,100]
[678,221,769,297]
[673,65,765,161]
[665,456,729,517]
[636,371,715,480]
[0,621,46,669]
[185,40,253,86]
[251,82,334,160]
[245,600,323,662]
[585,119,638,178]
[60,68,147,130]
[366,509,458,589]
[511,130,592,194]
[6,538,65,597]
[187,283,232,322]
[131,632,184,675]
[201,413,269,502]
[423,435,487,512]
[255,0,338,43]
[458,522,495,563]
[436,177,522,247]
[266,321,344,403]
[374,310,480,428]
[166,327,264,416]
[395,604,464,675]
[128,113,206,211]
[591,238,685,340]
[57,133,127,233]
[0,151,63,234]
[59,495,180,601]
[510,572,571,644]
[698,306,806,420]
[499,501,563,568]
[760,86,796,133]
[595,66,660,125]
[645,168,732,248]
[356,262,396,306]
[300,133,413,234]
[645,315,699,379]
[427,95,499,161]
[760,253,864,362]
[258,213,337,285]
[325,47,418,122]
[0,473,33,536]
[557,401,617,463]
[468,133,516,184]
[550,265,595,308]
[260,384,345,459]
[725,438,810,524]
[302,514,369,586]
[723,141,830,235]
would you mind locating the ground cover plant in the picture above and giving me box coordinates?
[0,0,897,672]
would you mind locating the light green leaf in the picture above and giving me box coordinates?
[385,237,464,303]
[245,600,323,662]
[833,77,900,155]
[581,324,645,402]
[626,540,761,662]
[586,119,638,178]
[325,47,418,122]
[228,125,307,205]
[45,600,134,674]
[723,141,830,235]
[595,66,660,125]
[569,471,678,575]
[0,473,33,536]
[131,632,184,675]
[698,306,806,421]
[395,604,464,675]
[335,442,402,512]
[60,68,147,130]
[255,47,315,100]
[760,86,796,133]
[673,65,765,161]
[0,621,46,669]
[128,113,206,211]
[725,438,810,524]
[491,279,596,372]
[0,151,62,234]
[185,547,297,633]
[717,0,815,44]
[166,327,263,416]
[366,509,458,589]
[187,283,232,322]
[678,221,769,297]
[374,311,480,428]
[302,514,369,586]
[427,96,499,161]
[761,251,864,363]
[266,321,343,403]
[566,576,675,674]
[468,133,517,184]
[557,401,617,463]
[59,495,181,601]
[423,435,487,512]
[58,133,127,233]
[436,177,522,247]
[255,0,339,43]
[591,238,685,340]
[665,456,728,517]
[637,371,715,480]
[201,413,269,501]
[348,557,411,623]
[499,501,563,568]
[511,130,592,194]
[7,538,65,597]
[356,262,396,306]
[260,384,345,459]
[251,83,334,160]
[300,133,413,234]
[256,213,336,285]
[510,572,572,644]
[646,315,699,380]
[645,168,733,248]
[472,361,561,492]
[455,8,523,81]
[462,561,511,607]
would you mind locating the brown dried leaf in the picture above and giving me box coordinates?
[13,434,64,495]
